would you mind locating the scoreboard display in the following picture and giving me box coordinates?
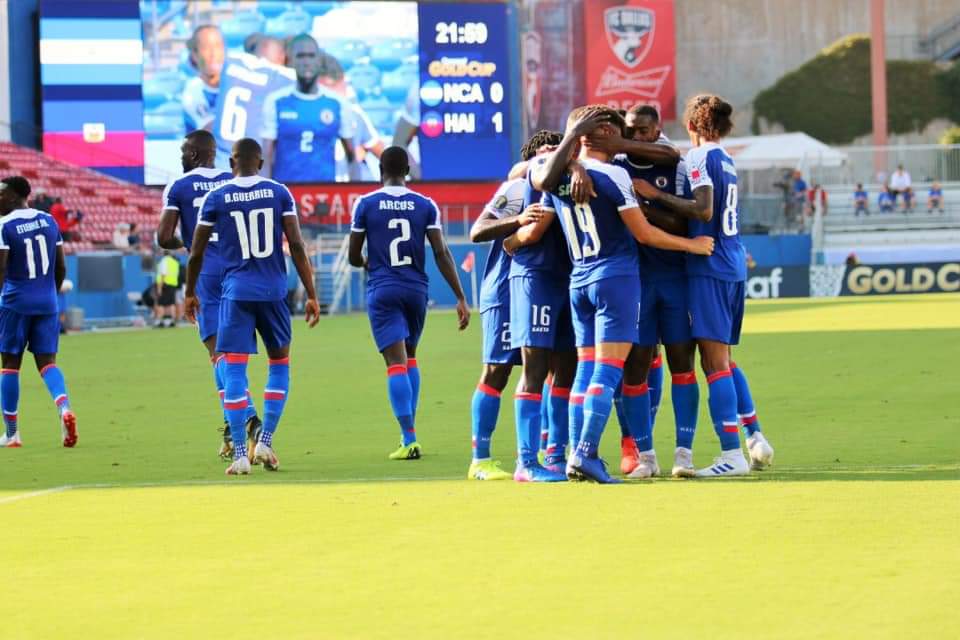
[38,0,514,185]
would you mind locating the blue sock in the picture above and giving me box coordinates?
[223,354,250,459]
[514,391,542,466]
[471,384,501,459]
[408,358,421,420]
[545,385,569,463]
[261,357,290,447]
[568,357,594,448]
[648,355,664,426]
[672,371,700,449]
[613,383,630,438]
[40,364,71,416]
[213,356,227,421]
[387,364,416,445]
[245,389,258,422]
[1,369,19,437]
[731,362,761,436]
[539,378,551,452]
[622,382,653,452]
[707,370,740,451]
[577,359,624,457]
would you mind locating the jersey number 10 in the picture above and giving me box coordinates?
[23,236,50,279]
[229,208,274,259]
[560,204,601,259]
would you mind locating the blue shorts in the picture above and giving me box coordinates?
[196,274,223,343]
[216,299,292,354]
[481,306,521,365]
[366,286,427,353]
[509,276,575,351]
[0,309,59,355]
[569,275,641,347]
[637,277,692,347]
[688,276,745,345]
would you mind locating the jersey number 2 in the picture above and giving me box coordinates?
[388,218,412,267]
[23,236,50,279]
[229,208,274,259]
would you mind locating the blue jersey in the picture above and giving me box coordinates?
[198,175,297,302]
[613,150,688,281]
[684,143,747,282]
[509,158,571,280]
[182,77,218,132]
[541,157,639,288]
[211,53,294,155]
[0,209,62,315]
[854,190,868,201]
[478,178,523,312]
[162,167,233,277]
[351,186,442,295]
[930,187,943,197]
[262,86,355,183]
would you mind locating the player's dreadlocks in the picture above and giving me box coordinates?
[565,104,626,136]
[519,130,562,161]
[684,94,734,140]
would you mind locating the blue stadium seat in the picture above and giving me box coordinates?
[370,38,417,71]
[265,8,312,37]
[325,40,370,71]
[345,63,381,101]
[220,12,265,49]
[380,60,418,102]
[143,72,184,110]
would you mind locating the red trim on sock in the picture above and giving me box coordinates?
[225,353,249,364]
[722,423,739,433]
[476,383,501,398]
[550,386,571,398]
[622,383,649,397]
[1,369,19,375]
[741,414,758,425]
[570,393,585,405]
[224,400,249,410]
[387,364,407,377]
[578,353,595,362]
[597,357,625,368]
[264,391,286,401]
[407,358,418,368]
[586,385,605,396]
[269,357,290,366]
[515,392,542,401]
[730,361,738,369]
[218,390,225,399]
[672,371,697,385]
[39,364,57,375]
[707,369,732,384]
[651,355,663,369]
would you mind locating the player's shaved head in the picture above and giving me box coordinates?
[628,104,659,123]
[625,104,661,143]
[520,130,562,161]
[0,176,31,214]
[181,130,217,171]
[288,33,322,91]
[230,138,264,176]
[380,146,410,183]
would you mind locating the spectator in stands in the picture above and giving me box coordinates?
[154,251,180,328]
[878,185,895,213]
[792,169,807,206]
[846,252,859,267]
[29,189,54,212]
[889,164,911,205]
[128,223,141,249]
[113,223,131,251]
[50,197,81,241]
[854,183,869,216]
[928,182,945,213]
[807,183,828,216]
[902,185,915,213]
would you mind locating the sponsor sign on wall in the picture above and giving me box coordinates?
[745,266,810,299]
[839,262,960,296]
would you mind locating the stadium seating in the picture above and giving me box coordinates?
[821,182,960,232]
[0,142,161,254]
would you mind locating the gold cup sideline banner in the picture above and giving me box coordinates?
[839,262,960,296]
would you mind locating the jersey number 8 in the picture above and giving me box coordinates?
[722,184,739,236]
[229,208,274,259]
[560,204,601,259]
[388,218,412,267]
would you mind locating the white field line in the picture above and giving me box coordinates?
[0,485,72,505]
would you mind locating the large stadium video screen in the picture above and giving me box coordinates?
[39,1,513,186]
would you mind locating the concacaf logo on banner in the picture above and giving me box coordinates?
[584,0,676,117]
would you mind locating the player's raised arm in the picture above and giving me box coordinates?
[503,204,555,255]
[634,147,713,222]
[621,207,713,255]
[282,214,320,328]
[531,109,614,193]
[640,202,688,236]
[425,203,469,330]
[470,179,541,243]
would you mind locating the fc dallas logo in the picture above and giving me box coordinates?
[604,6,655,68]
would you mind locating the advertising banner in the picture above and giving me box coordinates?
[745,266,810,299]
[839,262,960,296]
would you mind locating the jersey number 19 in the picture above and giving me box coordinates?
[560,204,601,259]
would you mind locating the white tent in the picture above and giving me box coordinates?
[675,132,847,170]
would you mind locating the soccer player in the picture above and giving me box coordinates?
[466,130,561,481]
[0,176,77,448]
[261,35,358,183]
[185,138,321,475]
[158,130,264,459]
[529,106,713,483]
[635,94,774,476]
[349,147,470,460]
[182,25,225,132]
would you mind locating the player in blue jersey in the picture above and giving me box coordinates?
[182,25,224,132]
[262,35,358,184]
[349,147,470,461]
[465,130,562,481]
[635,95,775,476]
[185,139,320,475]
[528,106,714,483]
[0,177,77,449]
[210,38,295,167]
[158,129,264,460]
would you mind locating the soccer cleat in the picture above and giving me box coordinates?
[388,442,422,460]
[225,456,252,475]
[543,457,568,475]
[695,449,750,477]
[0,431,22,448]
[245,415,263,463]
[513,461,567,483]
[747,432,775,470]
[627,452,660,479]
[620,436,640,475]
[218,422,233,460]
[253,442,280,471]
[671,447,696,478]
[60,411,78,448]
[567,453,621,484]
[467,459,512,481]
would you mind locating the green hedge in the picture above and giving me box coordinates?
[752,35,957,144]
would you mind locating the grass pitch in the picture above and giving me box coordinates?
[2,294,958,639]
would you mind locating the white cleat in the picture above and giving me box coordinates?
[0,431,22,448]
[671,447,696,478]
[627,451,660,478]
[253,442,280,471]
[695,449,750,477]
[225,457,252,475]
[747,432,775,470]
